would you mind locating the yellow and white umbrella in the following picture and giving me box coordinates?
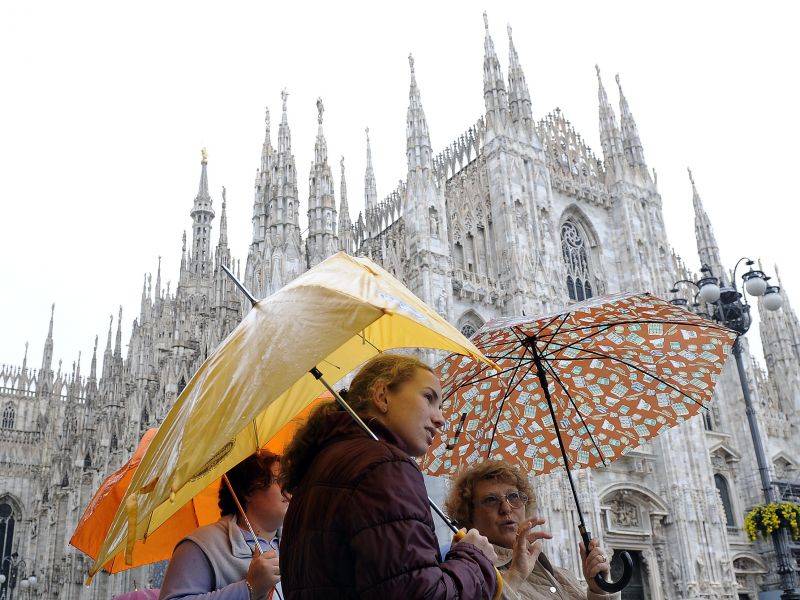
[89,252,493,578]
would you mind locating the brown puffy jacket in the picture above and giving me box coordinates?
[279,412,499,599]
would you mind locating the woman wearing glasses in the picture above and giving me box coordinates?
[445,461,618,600]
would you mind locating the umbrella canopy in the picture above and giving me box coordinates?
[71,396,325,573]
[421,292,736,593]
[422,293,737,476]
[90,251,492,578]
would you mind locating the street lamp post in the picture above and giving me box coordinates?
[671,259,799,600]
[0,554,36,600]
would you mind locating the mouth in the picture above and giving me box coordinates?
[498,519,517,531]
[424,428,436,445]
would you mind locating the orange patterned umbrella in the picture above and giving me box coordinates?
[421,292,736,593]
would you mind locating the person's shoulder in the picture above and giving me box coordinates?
[318,434,418,488]
[185,515,232,546]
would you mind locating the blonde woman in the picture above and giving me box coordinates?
[445,460,619,600]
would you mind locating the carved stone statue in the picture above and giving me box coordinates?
[435,288,448,318]
[430,210,440,238]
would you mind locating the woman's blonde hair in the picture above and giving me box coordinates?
[280,353,433,494]
[445,460,535,529]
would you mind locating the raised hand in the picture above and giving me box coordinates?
[507,517,553,584]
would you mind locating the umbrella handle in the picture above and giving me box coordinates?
[580,528,633,594]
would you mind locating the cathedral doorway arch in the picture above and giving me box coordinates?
[599,485,670,600]
[731,553,767,599]
[0,496,22,599]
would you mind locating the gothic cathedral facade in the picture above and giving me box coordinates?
[1,14,798,600]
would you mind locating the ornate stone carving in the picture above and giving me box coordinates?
[609,492,640,528]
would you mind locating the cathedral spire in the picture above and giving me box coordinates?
[278,90,292,154]
[338,156,353,254]
[506,24,532,127]
[759,264,800,413]
[218,187,229,249]
[190,149,215,275]
[596,65,625,179]
[615,74,648,174]
[113,306,123,359]
[406,54,432,171]
[314,98,327,166]
[306,98,337,268]
[688,168,726,284]
[482,12,509,137]
[154,256,162,301]
[364,127,378,212]
[102,313,113,380]
[22,341,28,372]
[261,106,273,172]
[89,335,98,382]
[40,303,54,373]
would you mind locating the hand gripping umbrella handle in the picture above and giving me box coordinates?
[579,526,633,594]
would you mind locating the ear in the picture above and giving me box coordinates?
[370,380,390,415]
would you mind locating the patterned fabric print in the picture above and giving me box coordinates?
[421,293,737,477]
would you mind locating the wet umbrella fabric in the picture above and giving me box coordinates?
[421,293,736,592]
[88,251,492,579]
[70,395,326,574]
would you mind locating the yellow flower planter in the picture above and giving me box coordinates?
[744,502,800,542]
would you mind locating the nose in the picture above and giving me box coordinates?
[498,498,512,515]
[432,406,445,429]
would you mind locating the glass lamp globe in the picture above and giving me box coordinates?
[28,576,36,585]
[698,282,721,303]
[0,573,5,584]
[743,272,768,296]
[763,288,784,311]
[20,579,29,589]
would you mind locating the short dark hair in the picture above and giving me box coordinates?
[218,452,280,516]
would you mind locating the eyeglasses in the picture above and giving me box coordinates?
[477,491,529,511]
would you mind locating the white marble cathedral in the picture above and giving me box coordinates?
[1,14,798,600]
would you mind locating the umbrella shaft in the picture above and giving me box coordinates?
[310,367,459,534]
[222,474,265,555]
[530,345,587,532]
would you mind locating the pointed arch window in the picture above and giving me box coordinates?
[714,474,735,527]
[458,312,484,339]
[561,220,599,301]
[1,404,14,429]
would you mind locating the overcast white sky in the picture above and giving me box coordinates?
[1,1,798,372]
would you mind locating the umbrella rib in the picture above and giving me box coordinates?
[536,318,733,339]
[486,361,533,459]
[540,324,613,360]
[357,330,383,354]
[532,312,572,345]
[542,360,609,468]
[540,338,708,409]
[446,345,530,398]
[486,358,533,459]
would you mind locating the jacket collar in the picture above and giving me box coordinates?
[318,410,411,455]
